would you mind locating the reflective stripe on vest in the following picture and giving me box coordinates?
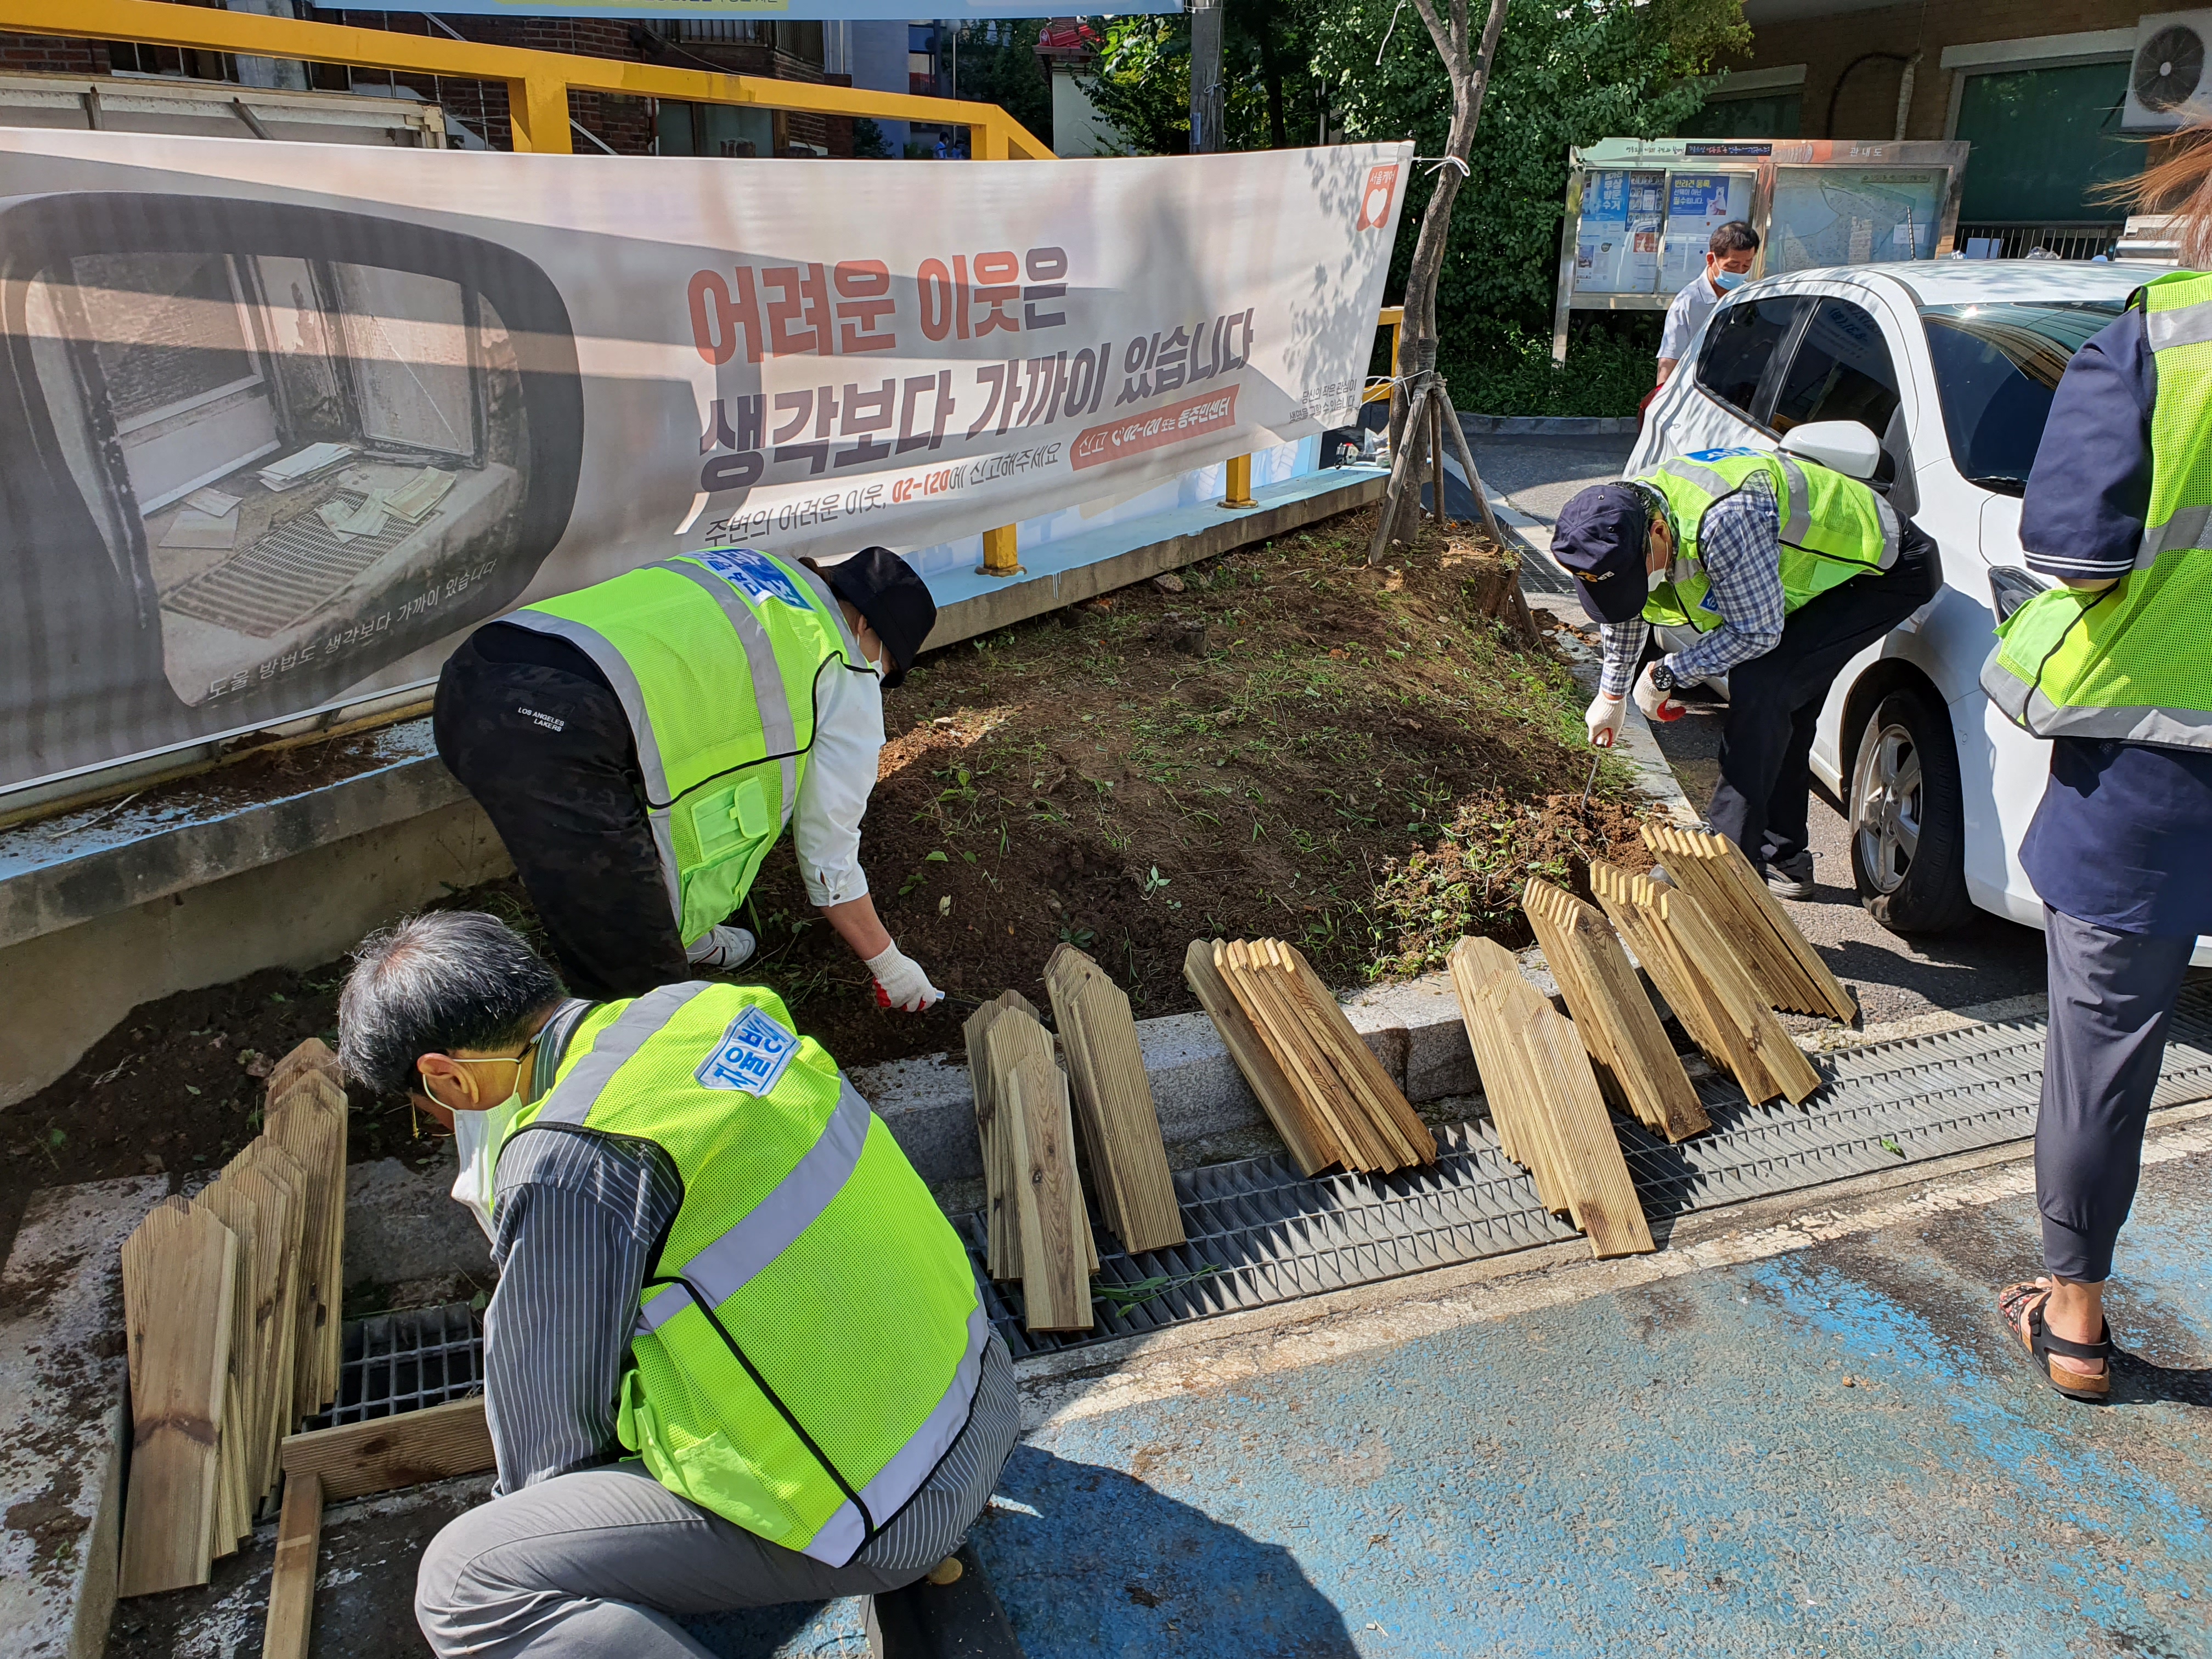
[1656,451,1825,549]
[654,560,801,823]
[1982,270,2212,747]
[506,983,985,1566]
[529,980,720,1128]
[806,1302,990,1567]
[634,1078,871,1337]
[505,550,842,941]
[1639,449,1897,633]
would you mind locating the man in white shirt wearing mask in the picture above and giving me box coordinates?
[1655,220,1762,389]
[434,544,944,1020]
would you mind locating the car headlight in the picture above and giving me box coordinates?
[1987,566,2048,623]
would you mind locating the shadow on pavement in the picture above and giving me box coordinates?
[973,1444,1360,1658]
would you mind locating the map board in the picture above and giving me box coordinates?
[1769,167,1944,269]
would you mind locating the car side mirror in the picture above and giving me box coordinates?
[1776,419,1882,480]
[1987,566,2049,623]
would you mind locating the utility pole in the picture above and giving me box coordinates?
[1188,0,1224,154]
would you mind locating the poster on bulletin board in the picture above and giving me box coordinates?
[1659,173,1754,292]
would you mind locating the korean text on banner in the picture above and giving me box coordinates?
[0,136,1408,792]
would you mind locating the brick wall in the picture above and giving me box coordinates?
[0,36,110,75]
[1737,0,2142,142]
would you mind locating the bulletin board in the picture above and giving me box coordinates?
[1551,137,1968,362]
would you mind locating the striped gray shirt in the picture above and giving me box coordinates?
[483,1001,1016,1573]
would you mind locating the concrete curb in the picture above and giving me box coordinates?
[853,970,1483,1189]
[1461,414,1639,437]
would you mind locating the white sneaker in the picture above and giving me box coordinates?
[686,925,757,973]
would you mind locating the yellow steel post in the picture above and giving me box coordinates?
[979,525,1022,578]
[509,76,573,155]
[1364,306,1406,405]
[1221,454,1256,509]
[9,1,1053,157]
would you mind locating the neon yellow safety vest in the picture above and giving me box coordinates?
[1637,448,1900,631]
[500,981,986,1565]
[505,549,864,944]
[1982,269,2212,750]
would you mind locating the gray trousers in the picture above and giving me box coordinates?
[416,1462,939,1658]
[2036,905,2197,1283]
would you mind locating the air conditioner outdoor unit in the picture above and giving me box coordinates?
[2123,11,2212,131]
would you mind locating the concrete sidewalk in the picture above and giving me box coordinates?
[988,1112,2212,1657]
[108,1112,2212,1659]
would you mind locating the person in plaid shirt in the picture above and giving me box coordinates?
[1551,465,1937,898]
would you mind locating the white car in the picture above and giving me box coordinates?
[1627,260,2212,964]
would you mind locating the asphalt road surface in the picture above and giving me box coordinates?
[1478,428,2051,1031]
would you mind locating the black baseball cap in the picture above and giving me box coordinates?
[827,546,936,688]
[1551,483,1652,625]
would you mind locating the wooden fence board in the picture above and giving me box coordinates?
[119,1199,236,1596]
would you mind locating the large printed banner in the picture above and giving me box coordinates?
[0,132,1406,792]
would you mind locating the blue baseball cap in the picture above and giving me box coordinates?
[1550,483,1651,625]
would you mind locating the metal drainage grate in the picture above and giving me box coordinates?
[162,490,415,637]
[302,991,2212,1379]
[975,982,2212,1358]
[307,1300,483,1430]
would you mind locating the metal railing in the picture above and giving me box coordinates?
[1953,222,2124,261]
[2,0,1053,157]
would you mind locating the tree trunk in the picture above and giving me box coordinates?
[1365,0,1512,565]
[1258,26,1288,149]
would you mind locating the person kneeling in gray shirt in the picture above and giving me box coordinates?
[338,911,1018,1659]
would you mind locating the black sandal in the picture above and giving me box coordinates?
[1999,1281,2112,1404]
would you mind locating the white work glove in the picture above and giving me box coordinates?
[1634,661,1686,724]
[866,941,944,1013]
[1584,691,1627,749]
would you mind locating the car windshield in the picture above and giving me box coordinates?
[1921,300,2125,495]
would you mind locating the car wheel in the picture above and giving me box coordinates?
[1849,688,1973,934]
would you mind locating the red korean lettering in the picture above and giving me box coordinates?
[687,267,765,366]
[762,263,831,357]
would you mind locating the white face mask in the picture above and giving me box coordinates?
[450,1087,524,1242]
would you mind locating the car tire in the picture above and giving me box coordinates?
[1849,688,1974,935]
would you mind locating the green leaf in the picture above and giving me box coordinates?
[924,850,950,862]
[1093,1265,1220,1312]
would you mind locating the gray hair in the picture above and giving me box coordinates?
[338,911,565,1096]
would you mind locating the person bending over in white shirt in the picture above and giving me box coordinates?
[434,544,945,1013]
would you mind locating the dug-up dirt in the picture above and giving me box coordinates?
[2,505,1655,1252]
[749,502,1658,1066]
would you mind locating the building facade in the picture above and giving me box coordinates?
[1699,1,2189,257]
